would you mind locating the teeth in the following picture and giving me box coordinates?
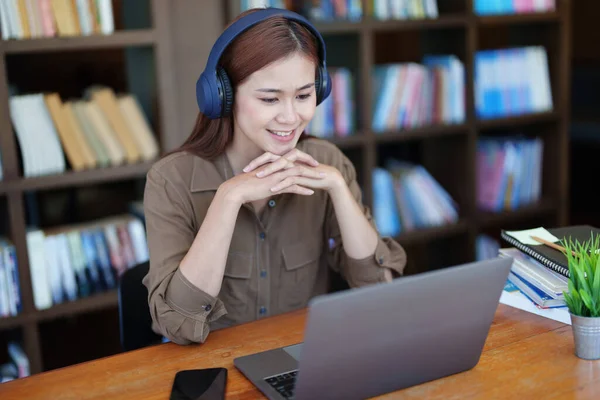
[270,130,293,137]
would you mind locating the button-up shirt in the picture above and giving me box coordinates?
[142,138,407,345]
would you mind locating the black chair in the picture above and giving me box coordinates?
[118,261,163,352]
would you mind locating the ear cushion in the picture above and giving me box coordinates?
[315,70,323,105]
[217,67,234,117]
[315,66,331,106]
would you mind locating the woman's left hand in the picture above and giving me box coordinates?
[242,148,345,194]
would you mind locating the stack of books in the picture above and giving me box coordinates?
[497,225,600,324]
[306,68,355,138]
[474,46,553,119]
[372,159,459,237]
[476,136,544,212]
[0,238,20,318]
[474,0,556,16]
[9,86,159,177]
[371,56,465,133]
[25,214,148,311]
[0,0,115,40]
[0,342,28,382]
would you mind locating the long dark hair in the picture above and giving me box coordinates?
[170,8,320,160]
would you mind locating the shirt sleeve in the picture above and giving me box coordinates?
[142,167,227,345]
[324,151,407,287]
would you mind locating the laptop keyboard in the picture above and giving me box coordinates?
[265,370,297,399]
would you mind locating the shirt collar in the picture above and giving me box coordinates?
[190,152,234,193]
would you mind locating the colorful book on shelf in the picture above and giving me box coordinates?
[500,225,600,278]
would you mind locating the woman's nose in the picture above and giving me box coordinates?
[276,101,299,125]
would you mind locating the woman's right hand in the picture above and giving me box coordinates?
[219,162,325,205]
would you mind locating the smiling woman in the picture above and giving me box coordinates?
[174,8,321,162]
[142,7,408,346]
[231,53,317,161]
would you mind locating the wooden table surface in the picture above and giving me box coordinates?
[1,304,599,399]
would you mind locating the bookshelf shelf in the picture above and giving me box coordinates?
[313,21,364,34]
[477,199,557,227]
[372,123,469,143]
[0,0,176,375]
[475,111,560,130]
[6,161,155,193]
[367,15,468,31]
[394,220,470,246]
[476,11,561,25]
[0,30,157,54]
[0,314,28,331]
[0,291,118,330]
[35,291,118,324]
[328,134,367,148]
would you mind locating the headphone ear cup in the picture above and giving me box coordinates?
[217,67,234,117]
[315,67,331,106]
[315,71,323,105]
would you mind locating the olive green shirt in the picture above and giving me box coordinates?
[142,138,407,345]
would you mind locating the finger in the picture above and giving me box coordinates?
[271,175,325,193]
[256,157,292,178]
[278,165,326,180]
[276,184,314,196]
[243,152,279,173]
[283,149,319,167]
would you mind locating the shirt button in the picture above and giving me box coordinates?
[204,304,212,312]
[268,199,276,208]
[378,257,384,265]
[259,306,267,315]
[259,232,266,240]
[260,270,267,278]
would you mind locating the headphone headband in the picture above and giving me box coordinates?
[204,8,327,72]
[196,8,331,119]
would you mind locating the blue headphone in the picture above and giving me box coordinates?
[196,8,332,119]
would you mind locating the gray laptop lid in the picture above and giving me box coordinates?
[293,257,512,400]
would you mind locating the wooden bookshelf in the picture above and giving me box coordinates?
[224,0,571,268]
[0,0,176,375]
[372,123,469,143]
[475,11,561,25]
[0,161,154,193]
[0,29,156,54]
[0,0,572,378]
[394,220,470,247]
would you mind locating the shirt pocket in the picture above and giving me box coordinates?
[219,251,254,320]
[280,241,320,310]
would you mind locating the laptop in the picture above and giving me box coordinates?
[234,257,512,400]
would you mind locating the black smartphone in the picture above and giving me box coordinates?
[170,368,227,400]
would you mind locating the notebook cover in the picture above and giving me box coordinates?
[500,225,600,278]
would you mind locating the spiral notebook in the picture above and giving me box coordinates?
[500,225,600,278]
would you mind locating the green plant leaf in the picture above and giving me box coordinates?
[594,254,600,305]
[568,282,583,316]
[575,264,591,296]
[580,290,595,316]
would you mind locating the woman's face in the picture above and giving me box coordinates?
[233,52,317,156]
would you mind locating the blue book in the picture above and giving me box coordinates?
[372,168,401,237]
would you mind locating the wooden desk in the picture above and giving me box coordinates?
[1,304,599,399]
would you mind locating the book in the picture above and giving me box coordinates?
[499,280,571,325]
[508,271,566,308]
[500,225,600,278]
[498,247,568,298]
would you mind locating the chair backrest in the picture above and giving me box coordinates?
[118,261,163,352]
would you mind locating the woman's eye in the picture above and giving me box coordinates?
[260,98,278,104]
[297,93,312,100]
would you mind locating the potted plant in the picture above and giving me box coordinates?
[562,234,600,360]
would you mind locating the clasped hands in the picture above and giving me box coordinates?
[221,148,346,205]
